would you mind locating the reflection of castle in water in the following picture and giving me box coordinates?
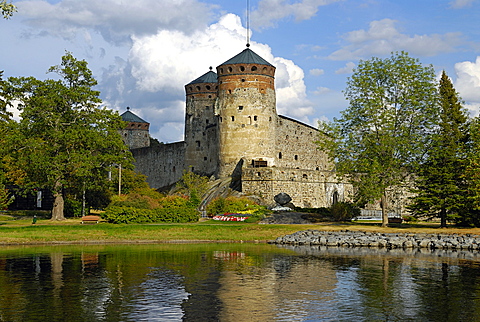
[1,246,480,320]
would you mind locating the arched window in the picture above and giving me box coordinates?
[279,152,282,159]
[251,66,257,71]
[240,66,245,72]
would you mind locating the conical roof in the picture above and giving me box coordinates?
[187,70,217,85]
[121,109,148,123]
[219,47,274,67]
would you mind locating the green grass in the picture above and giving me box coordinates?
[1,216,479,245]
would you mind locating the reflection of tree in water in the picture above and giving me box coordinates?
[1,245,480,321]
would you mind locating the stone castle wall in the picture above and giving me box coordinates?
[131,142,186,190]
[242,167,353,208]
[274,116,332,171]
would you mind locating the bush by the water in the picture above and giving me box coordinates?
[103,190,199,224]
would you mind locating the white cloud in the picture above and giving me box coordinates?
[16,0,213,44]
[309,68,324,76]
[335,62,355,74]
[454,57,480,116]
[313,87,331,95]
[103,13,313,140]
[329,19,463,61]
[251,0,343,29]
[450,0,476,8]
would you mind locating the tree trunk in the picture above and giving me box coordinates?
[440,206,447,228]
[381,192,388,227]
[51,181,65,221]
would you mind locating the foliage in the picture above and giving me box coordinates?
[206,196,268,216]
[318,52,438,226]
[330,202,361,221]
[174,171,210,208]
[109,168,149,195]
[64,198,83,218]
[103,195,199,224]
[4,52,132,220]
[458,117,480,227]
[0,0,16,19]
[104,189,199,224]
[408,71,469,227]
[0,183,12,210]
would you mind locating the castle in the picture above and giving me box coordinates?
[121,45,351,208]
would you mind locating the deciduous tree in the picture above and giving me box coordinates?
[6,52,132,220]
[318,52,438,226]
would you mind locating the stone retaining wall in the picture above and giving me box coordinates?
[272,230,480,251]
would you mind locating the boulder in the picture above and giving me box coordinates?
[274,192,292,206]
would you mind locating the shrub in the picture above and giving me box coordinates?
[103,195,199,224]
[330,202,360,222]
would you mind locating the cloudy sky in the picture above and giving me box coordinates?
[2,0,480,142]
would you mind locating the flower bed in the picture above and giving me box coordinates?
[212,213,249,222]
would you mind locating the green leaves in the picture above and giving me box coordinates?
[4,52,133,220]
[319,52,438,226]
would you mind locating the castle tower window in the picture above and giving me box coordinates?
[228,67,233,72]
[240,66,245,72]
[251,66,257,71]
[206,106,209,109]
[238,106,243,111]
[241,79,245,82]
[219,68,223,74]
[231,116,235,122]
[279,152,282,159]
[254,116,258,121]
[228,89,232,94]
[294,155,298,160]
[196,141,201,147]
[206,85,211,90]
[206,119,209,124]
[208,95,212,98]
[196,86,201,91]
[248,116,252,125]
[256,172,261,177]
[303,174,308,179]
[204,157,207,161]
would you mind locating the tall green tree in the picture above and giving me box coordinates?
[460,117,480,226]
[6,52,132,220]
[408,71,469,227]
[318,52,438,226]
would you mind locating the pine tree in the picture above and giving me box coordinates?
[408,71,469,227]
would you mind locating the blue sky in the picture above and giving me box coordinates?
[2,0,479,142]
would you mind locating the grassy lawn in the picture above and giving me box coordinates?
[1,214,480,245]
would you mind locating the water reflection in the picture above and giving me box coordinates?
[0,244,479,321]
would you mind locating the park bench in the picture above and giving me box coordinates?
[81,215,101,224]
[388,217,403,224]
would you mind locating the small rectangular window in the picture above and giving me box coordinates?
[238,106,243,111]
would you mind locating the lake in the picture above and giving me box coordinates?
[1,243,480,321]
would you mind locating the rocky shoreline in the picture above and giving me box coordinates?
[271,229,480,251]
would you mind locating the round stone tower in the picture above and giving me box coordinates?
[216,45,277,177]
[184,67,220,176]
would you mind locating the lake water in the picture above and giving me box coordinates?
[1,243,480,321]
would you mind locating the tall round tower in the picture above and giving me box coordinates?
[216,46,277,177]
[184,68,219,176]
